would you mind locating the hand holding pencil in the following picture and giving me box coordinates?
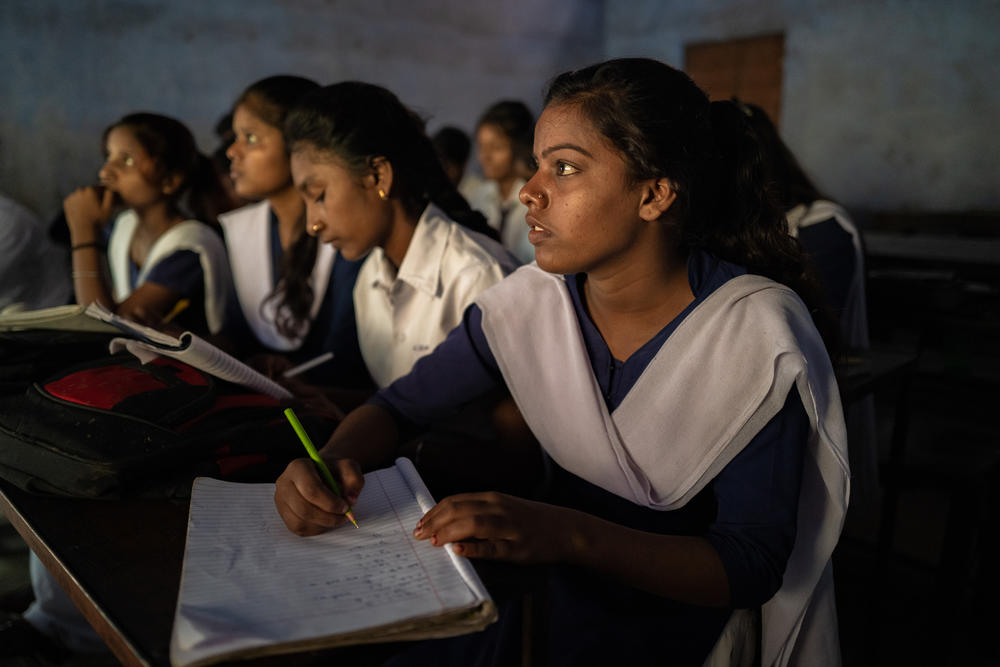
[282,408,360,529]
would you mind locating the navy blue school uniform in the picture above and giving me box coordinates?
[127,249,210,335]
[374,250,809,665]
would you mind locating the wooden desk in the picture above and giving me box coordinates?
[0,480,186,666]
[0,480,524,667]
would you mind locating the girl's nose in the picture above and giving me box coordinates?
[519,177,547,208]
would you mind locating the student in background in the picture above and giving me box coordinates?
[0,192,71,310]
[285,81,518,391]
[2,113,235,661]
[465,100,536,264]
[274,59,849,666]
[431,125,480,195]
[63,112,232,336]
[221,75,370,389]
[739,101,868,350]
[284,82,534,496]
[740,100,878,503]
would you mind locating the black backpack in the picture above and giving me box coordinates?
[0,349,335,499]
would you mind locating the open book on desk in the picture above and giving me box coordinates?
[83,302,293,400]
[0,303,121,333]
[169,457,497,667]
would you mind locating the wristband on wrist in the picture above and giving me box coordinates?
[71,270,100,279]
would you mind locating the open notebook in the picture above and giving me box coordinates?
[0,303,120,333]
[83,302,293,400]
[169,457,497,667]
[0,302,291,399]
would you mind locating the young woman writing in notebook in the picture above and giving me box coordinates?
[273,59,850,666]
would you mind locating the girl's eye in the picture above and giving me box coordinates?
[556,162,578,176]
[123,156,135,167]
[247,134,259,145]
[314,190,325,204]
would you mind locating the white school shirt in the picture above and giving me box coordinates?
[477,265,850,667]
[107,209,231,334]
[219,200,336,351]
[465,177,534,265]
[0,193,71,310]
[353,204,518,388]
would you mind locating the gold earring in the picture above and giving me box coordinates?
[311,224,322,232]
[378,189,387,200]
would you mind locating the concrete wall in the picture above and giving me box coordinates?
[0,0,603,220]
[3,1,997,220]
[605,0,1000,213]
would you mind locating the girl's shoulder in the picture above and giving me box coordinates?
[218,199,270,230]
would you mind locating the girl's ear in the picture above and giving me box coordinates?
[638,177,676,221]
[366,156,394,200]
[161,171,185,196]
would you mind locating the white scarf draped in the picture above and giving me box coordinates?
[107,210,230,334]
[476,264,850,667]
[219,201,335,351]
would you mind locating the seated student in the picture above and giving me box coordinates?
[431,125,479,194]
[0,193,71,310]
[739,101,868,350]
[464,100,536,264]
[284,82,535,496]
[220,76,370,388]
[1,113,235,661]
[63,112,232,336]
[274,59,850,666]
[739,100,878,504]
[284,82,518,391]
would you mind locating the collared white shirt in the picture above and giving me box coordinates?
[354,204,518,388]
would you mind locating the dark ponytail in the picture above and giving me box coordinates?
[104,112,228,229]
[284,81,498,241]
[235,75,321,341]
[544,59,837,355]
[734,100,825,210]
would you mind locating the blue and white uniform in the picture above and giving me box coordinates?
[376,251,849,666]
[220,201,369,387]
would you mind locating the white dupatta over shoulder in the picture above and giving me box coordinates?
[107,210,231,334]
[476,264,850,667]
[219,200,335,351]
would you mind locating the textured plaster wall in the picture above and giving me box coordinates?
[0,0,603,220]
[605,0,1000,213]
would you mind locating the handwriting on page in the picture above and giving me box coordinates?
[177,468,477,643]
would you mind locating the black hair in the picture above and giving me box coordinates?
[431,126,471,169]
[234,75,321,341]
[544,58,837,354]
[103,112,228,226]
[734,100,825,209]
[476,100,535,173]
[284,81,497,240]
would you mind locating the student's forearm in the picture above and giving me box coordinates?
[563,509,732,607]
[70,244,113,309]
[320,403,401,470]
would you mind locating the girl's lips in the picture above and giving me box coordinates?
[526,216,550,244]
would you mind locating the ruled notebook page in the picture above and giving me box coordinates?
[170,458,488,666]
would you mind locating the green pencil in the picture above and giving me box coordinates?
[283,408,359,528]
